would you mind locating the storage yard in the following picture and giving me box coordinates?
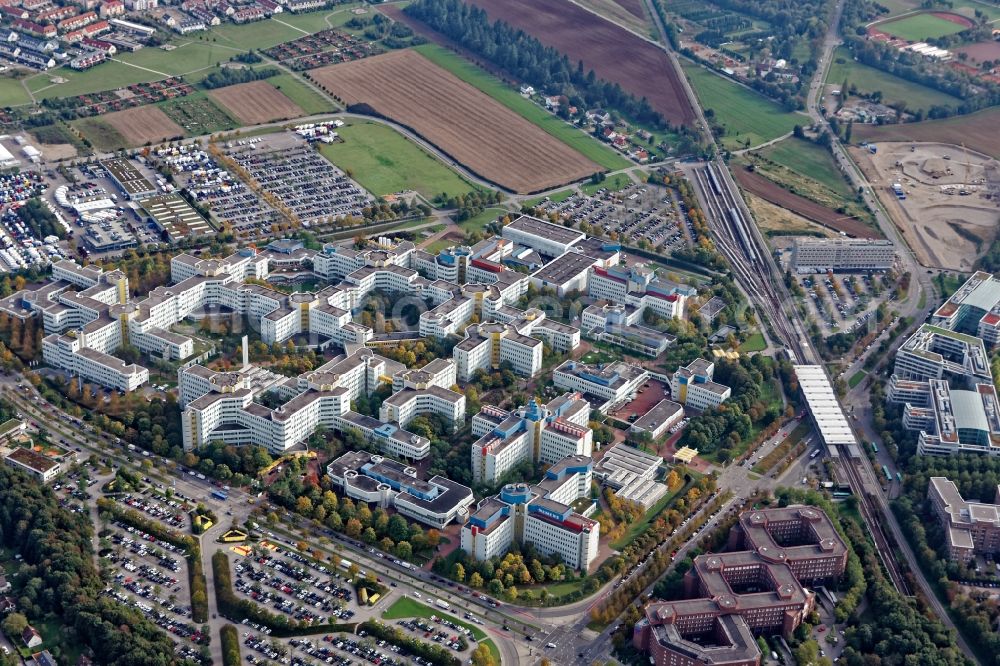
[308,49,600,193]
[851,141,1000,271]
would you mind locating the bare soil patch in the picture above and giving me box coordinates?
[309,50,600,193]
[104,105,184,147]
[209,81,304,125]
[854,108,1000,159]
[466,0,695,126]
[733,168,878,238]
[850,141,1000,271]
[955,41,1000,63]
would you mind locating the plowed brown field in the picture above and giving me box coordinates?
[465,0,694,126]
[309,50,600,193]
[209,81,304,125]
[105,106,184,146]
[854,108,1000,159]
[734,168,878,238]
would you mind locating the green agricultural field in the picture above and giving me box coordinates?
[826,47,960,113]
[757,137,855,200]
[414,44,630,171]
[680,60,802,150]
[878,13,967,41]
[318,120,473,200]
[0,75,31,107]
[267,74,333,115]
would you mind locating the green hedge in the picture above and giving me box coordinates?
[221,624,241,666]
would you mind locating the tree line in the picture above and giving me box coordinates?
[0,461,192,665]
[404,0,668,129]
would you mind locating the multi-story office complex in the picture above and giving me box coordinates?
[581,302,675,357]
[461,455,600,570]
[671,359,731,411]
[633,507,848,666]
[790,238,895,273]
[588,263,692,321]
[326,451,473,529]
[552,359,649,410]
[891,378,1000,456]
[179,348,431,458]
[931,271,1000,346]
[470,393,592,485]
[892,324,991,384]
[928,476,1000,563]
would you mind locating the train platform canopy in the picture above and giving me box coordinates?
[793,365,857,447]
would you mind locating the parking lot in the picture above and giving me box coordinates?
[231,545,358,627]
[225,134,373,227]
[796,272,886,334]
[532,183,690,252]
[153,143,281,233]
[101,521,204,662]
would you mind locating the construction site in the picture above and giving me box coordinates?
[851,141,1000,271]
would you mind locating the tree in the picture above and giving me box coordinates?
[469,572,484,588]
[1,612,27,639]
[665,469,682,491]
[345,518,363,538]
[471,643,498,666]
[452,563,465,582]
[388,514,410,542]
[395,541,413,560]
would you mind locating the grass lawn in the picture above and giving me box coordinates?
[680,60,802,150]
[739,331,767,352]
[0,75,31,107]
[758,137,855,200]
[423,238,454,253]
[878,13,968,40]
[381,597,487,641]
[826,47,960,113]
[28,60,160,99]
[208,17,310,49]
[456,207,508,233]
[72,117,127,152]
[848,370,867,388]
[319,121,473,200]
[515,578,586,602]
[267,74,333,115]
[413,44,630,171]
[524,188,575,208]
[121,40,242,77]
[581,172,632,195]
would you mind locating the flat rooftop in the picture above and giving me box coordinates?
[504,215,585,247]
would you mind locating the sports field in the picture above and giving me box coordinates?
[877,13,969,40]
[680,60,801,150]
[758,138,855,200]
[413,44,630,171]
[267,75,333,115]
[826,47,960,112]
[318,120,473,200]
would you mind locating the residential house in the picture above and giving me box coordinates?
[22,625,42,649]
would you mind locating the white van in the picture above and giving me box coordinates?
[546,643,557,649]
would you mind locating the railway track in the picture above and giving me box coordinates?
[692,162,912,597]
[693,164,808,362]
[838,444,912,596]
